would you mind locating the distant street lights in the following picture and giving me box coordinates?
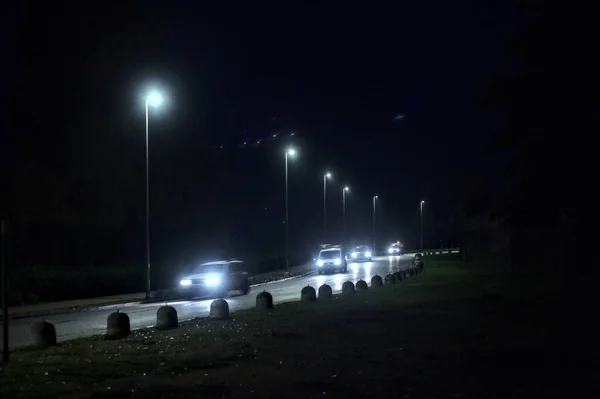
[420,200,425,250]
[323,172,332,231]
[285,148,297,271]
[144,91,163,299]
[373,195,378,251]
[342,186,349,243]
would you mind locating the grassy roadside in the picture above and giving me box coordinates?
[2,255,597,398]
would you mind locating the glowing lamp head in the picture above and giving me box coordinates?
[287,148,296,156]
[147,92,164,106]
[344,186,349,191]
[326,172,331,178]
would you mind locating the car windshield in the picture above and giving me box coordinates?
[391,244,399,248]
[356,246,369,251]
[192,263,226,274]
[319,250,341,260]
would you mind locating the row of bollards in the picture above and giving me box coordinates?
[29,254,425,347]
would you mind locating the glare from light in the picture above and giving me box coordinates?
[180,279,191,286]
[334,258,341,265]
[147,91,164,106]
[317,260,324,267]
[421,200,425,204]
[374,195,378,199]
[365,252,372,257]
[204,276,221,287]
[326,172,331,178]
[344,186,349,191]
[351,252,357,258]
[287,148,296,156]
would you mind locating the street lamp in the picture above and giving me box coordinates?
[285,148,296,271]
[342,186,349,243]
[144,91,163,299]
[323,172,332,231]
[420,200,425,250]
[373,195,378,251]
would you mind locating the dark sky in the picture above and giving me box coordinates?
[5,1,525,262]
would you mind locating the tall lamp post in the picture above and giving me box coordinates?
[323,172,332,231]
[373,195,378,251]
[285,148,296,271]
[144,91,163,299]
[420,200,425,250]
[342,186,349,243]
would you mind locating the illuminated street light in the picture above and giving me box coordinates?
[323,172,332,231]
[144,90,164,299]
[343,186,350,243]
[373,195,378,250]
[420,200,426,250]
[284,148,297,271]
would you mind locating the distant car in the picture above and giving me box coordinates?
[316,246,348,274]
[388,243,404,255]
[178,259,250,299]
[350,245,373,262]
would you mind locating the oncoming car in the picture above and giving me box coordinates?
[388,242,404,255]
[350,245,373,262]
[316,245,348,274]
[178,259,250,299]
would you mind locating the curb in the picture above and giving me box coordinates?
[250,269,316,288]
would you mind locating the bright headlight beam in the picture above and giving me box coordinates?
[180,279,191,286]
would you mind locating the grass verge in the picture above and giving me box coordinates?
[1,255,597,398]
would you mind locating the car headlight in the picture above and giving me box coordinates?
[388,248,393,253]
[317,260,324,267]
[180,279,192,286]
[334,258,341,265]
[365,252,372,257]
[351,252,357,258]
[205,277,221,286]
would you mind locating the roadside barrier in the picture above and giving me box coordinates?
[156,305,178,330]
[301,285,316,301]
[256,291,274,309]
[30,320,56,347]
[209,299,230,319]
[318,284,333,299]
[106,310,130,339]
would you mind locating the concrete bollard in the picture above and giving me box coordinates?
[342,281,355,294]
[210,298,230,319]
[106,310,131,339]
[30,320,57,347]
[318,284,333,299]
[256,291,274,309]
[156,305,178,330]
[384,273,396,284]
[371,275,383,287]
[393,271,403,282]
[301,285,316,301]
[356,280,368,292]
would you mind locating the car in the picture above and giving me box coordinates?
[350,245,373,262]
[178,259,250,299]
[316,245,347,274]
[388,242,404,255]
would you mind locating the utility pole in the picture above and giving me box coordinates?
[1,220,9,365]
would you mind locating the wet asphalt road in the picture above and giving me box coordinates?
[2,255,413,349]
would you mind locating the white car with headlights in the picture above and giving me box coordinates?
[388,242,404,255]
[350,245,373,262]
[316,246,347,274]
[178,259,250,299]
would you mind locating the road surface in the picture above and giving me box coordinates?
[2,255,413,349]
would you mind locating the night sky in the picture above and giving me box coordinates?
[5,2,527,264]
